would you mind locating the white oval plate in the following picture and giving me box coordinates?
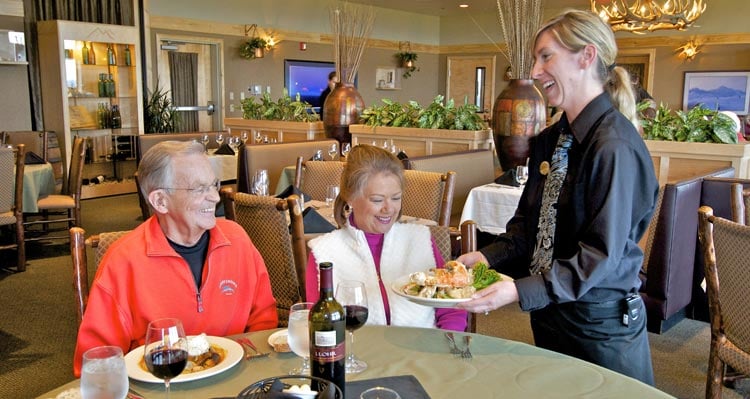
[267,329,291,352]
[390,273,512,308]
[125,335,243,383]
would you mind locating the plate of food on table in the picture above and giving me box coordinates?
[391,261,511,307]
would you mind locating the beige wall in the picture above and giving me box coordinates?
[0,15,31,132]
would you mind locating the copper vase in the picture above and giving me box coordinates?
[323,82,365,146]
[491,79,547,171]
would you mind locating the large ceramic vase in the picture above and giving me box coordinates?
[492,79,547,171]
[323,82,365,146]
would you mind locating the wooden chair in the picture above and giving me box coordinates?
[403,169,456,227]
[730,183,750,225]
[70,227,130,325]
[697,206,750,398]
[0,144,26,271]
[220,187,306,327]
[429,220,478,333]
[293,157,346,201]
[2,130,64,193]
[24,136,86,242]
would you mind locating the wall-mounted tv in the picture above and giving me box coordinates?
[284,59,336,110]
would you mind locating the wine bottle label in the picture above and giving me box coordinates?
[311,341,344,363]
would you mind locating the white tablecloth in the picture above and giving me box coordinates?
[207,153,237,182]
[460,183,523,235]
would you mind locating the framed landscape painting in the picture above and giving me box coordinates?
[683,71,750,115]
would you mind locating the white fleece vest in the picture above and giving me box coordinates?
[309,222,437,328]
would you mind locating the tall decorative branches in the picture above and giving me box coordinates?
[329,1,375,84]
[496,0,544,79]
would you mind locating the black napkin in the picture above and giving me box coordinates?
[346,375,431,399]
[397,150,409,160]
[275,185,311,200]
[494,169,520,187]
[214,143,235,155]
[24,151,46,165]
[303,207,336,234]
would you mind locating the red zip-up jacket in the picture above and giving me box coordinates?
[73,217,278,376]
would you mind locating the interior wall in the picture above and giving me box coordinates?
[0,14,31,131]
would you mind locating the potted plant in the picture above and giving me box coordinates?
[239,37,269,60]
[640,102,737,144]
[395,51,419,78]
[143,84,179,133]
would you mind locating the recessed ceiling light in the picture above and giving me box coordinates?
[459,4,469,8]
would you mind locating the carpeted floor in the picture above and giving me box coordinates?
[2,193,750,398]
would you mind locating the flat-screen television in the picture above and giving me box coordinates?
[284,59,336,110]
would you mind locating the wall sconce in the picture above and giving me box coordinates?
[677,40,701,61]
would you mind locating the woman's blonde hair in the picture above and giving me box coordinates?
[333,144,404,227]
[534,9,639,128]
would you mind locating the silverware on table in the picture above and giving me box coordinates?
[444,332,462,356]
[462,335,473,359]
[235,337,270,360]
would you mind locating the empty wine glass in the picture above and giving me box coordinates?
[515,165,529,186]
[228,136,241,155]
[287,302,313,375]
[240,131,249,145]
[200,134,210,153]
[336,280,369,373]
[215,132,225,147]
[325,185,340,217]
[253,169,269,196]
[328,143,338,160]
[341,143,351,159]
[80,346,128,399]
[144,318,187,399]
[254,131,262,144]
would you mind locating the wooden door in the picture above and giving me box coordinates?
[446,55,496,120]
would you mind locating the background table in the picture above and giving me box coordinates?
[461,183,522,235]
[207,152,238,182]
[38,325,673,398]
[21,162,56,213]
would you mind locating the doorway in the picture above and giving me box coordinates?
[446,55,496,121]
[155,34,224,132]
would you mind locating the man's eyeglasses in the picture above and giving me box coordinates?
[160,179,221,195]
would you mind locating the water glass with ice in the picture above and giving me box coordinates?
[80,345,128,399]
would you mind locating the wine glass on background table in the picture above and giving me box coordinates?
[325,185,340,217]
[200,134,210,153]
[341,143,351,160]
[328,142,338,160]
[241,131,249,145]
[335,280,369,373]
[515,164,528,186]
[228,136,241,155]
[287,302,313,375]
[215,132,225,148]
[144,318,188,398]
[80,346,128,399]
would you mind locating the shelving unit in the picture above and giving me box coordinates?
[37,20,143,198]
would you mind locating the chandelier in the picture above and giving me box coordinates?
[590,0,706,34]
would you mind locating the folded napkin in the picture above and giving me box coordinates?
[25,151,46,165]
[347,375,431,399]
[303,207,336,234]
[397,150,409,160]
[214,143,235,155]
[494,169,520,187]
[275,185,311,201]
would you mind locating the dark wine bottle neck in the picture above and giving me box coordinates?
[319,262,334,299]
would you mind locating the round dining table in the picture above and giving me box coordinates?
[21,162,56,213]
[38,325,674,398]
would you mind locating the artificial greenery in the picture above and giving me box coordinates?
[360,95,488,131]
[395,51,419,78]
[639,102,738,144]
[240,90,320,122]
[143,84,179,133]
[239,37,269,60]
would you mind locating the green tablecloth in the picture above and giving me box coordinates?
[21,163,56,213]
[38,325,674,399]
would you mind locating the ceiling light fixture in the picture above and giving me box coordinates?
[459,4,469,8]
[590,0,706,34]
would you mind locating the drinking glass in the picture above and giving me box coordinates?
[80,346,128,399]
[253,169,269,196]
[336,280,369,373]
[341,143,351,159]
[228,136,241,155]
[215,132,225,147]
[144,318,188,398]
[515,165,529,186]
[325,185,340,217]
[287,302,313,375]
[240,131,249,145]
[328,143,338,160]
[360,387,400,399]
[200,134,210,153]
[254,131,262,144]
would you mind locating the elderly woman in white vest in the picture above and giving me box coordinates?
[305,144,467,331]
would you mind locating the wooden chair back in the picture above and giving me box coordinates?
[220,187,306,327]
[295,158,346,201]
[403,169,455,227]
[730,183,750,225]
[697,206,750,398]
[0,144,26,271]
[70,227,130,325]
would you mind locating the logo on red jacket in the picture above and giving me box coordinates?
[219,279,238,295]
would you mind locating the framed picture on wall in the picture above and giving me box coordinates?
[375,67,398,90]
[616,48,655,94]
[683,71,750,115]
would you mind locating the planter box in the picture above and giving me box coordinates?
[646,140,750,185]
[349,124,493,157]
[224,118,326,143]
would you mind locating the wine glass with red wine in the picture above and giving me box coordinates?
[144,318,188,398]
[335,280,369,373]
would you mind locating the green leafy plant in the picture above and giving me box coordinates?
[395,51,419,78]
[143,84,179,133]
[241,90,320,122]
[640,102,737,144]
[239,37,269,60]
[360,95,488,131]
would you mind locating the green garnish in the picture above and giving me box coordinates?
[472,262,501,290]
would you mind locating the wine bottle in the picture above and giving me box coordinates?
[88,42,96,65]
[124,45,132,66]
[309,262,345,396]
[81,42,89,65]
[107,44,116,65]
